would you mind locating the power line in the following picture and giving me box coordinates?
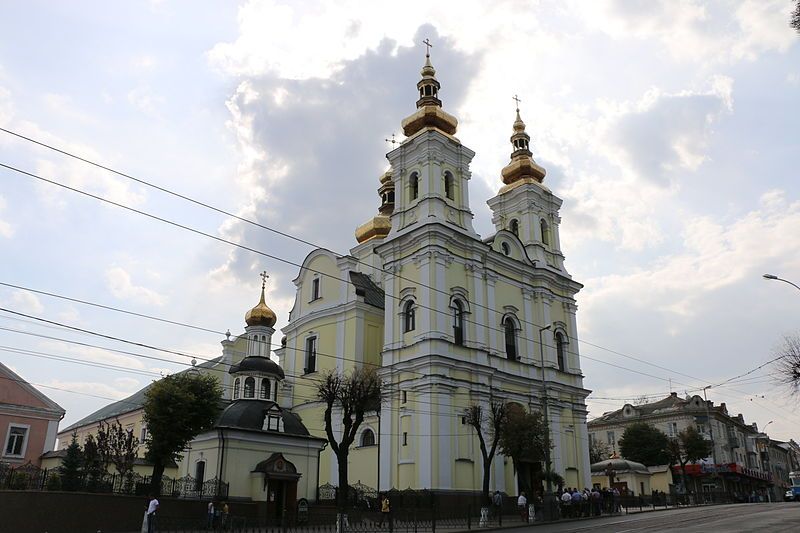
[0,151,726,390]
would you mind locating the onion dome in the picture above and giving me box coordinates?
[400,43,458,137]
[245,277,277,328]
[500,100,546,191]
[229,356,285,379]
[355,170,394,244]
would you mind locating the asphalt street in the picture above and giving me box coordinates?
[494,502,800,532]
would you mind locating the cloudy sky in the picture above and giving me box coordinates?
[1,1,798,442]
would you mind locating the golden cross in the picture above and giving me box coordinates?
[513,94,522,111]
[422,38,433,57]
[260,270,269,289]
[384,133,399,147]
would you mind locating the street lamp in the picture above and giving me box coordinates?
[762,274,800,292]
[538,324,555,520]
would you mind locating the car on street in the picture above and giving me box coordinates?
[785,490,796,502]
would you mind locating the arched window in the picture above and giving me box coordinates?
[360,428,376,447]
[556,332,567,372]
[444,172,454,200]
[244,377,255,399]
[501,242,511,256]
[540,218,550,245]
[387,190,395,204]
[233,378,240,400]
[404,300,416,333]
[410,173,419,201]
[504,317,517,360]
[194,461,205,491]
[452,300,464,346]
[509,219,519,237]
[260,379,271,400]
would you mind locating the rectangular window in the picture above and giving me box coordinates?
[403,432,408,446]
[4,426,28,456]
[402,391,407,404]
[305,337,317,374]
[267,415,281,431]
[140,426,148,442]
[311,278,321,301]
[606,431,615,447]
[669,422,678,437]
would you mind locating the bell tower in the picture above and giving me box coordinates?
[383,43,479,240]
[487,100,567,271]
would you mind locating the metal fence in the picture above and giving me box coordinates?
[0,461,228,499]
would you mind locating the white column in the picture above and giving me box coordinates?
[415,253,432,342]
[383,264,398,351]
[437,387,453,489]
[564,302,580,373]
[522,288,535,364]
[466,263,486,350]
[486,272,498,355]
[379,401,393,491]
[551,409,563,476]
[418,396,433,488]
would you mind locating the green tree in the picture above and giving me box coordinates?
[316,367,381,515]
[589,439,611,464]
[106,419,140,488]
[82,434,105,491]
[619,422,671,466]
[498,405,550,495]
[143,372,223,494]
[667,426,712,492]
[465,401,507,504]
[792,0,799,34]
[60,432,83,491]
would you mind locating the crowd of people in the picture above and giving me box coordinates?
[556,486,622,518]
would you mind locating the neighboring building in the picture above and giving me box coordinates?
[54,49,594,500]
[590,457,651,496]
[0,362,65,467]
[767,440,793,501]
[588,393,773,499]
[278,49,591,496]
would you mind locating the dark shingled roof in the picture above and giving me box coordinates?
[229,356,285,379]
[215,400,310,436]
[61,356,223,433]
[349,271,385,309]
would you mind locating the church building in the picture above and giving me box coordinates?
[278,48,592,494]
[55,47,592,504]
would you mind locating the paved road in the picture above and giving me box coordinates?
[492,502,800,532]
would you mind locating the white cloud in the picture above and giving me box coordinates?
[580,189,800,321]
[1,289,44,315]
[127,85,165,115]
[44,379,134,400]
[105,266,166,306]
[572,0,796,65]
[0,195,13,238]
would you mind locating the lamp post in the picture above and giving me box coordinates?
[762,274,800,292]
[538,324,555,520]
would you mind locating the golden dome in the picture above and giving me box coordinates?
[500,104,546,187]
[245,283,277,328]
[355,215,391,243]
[400,47,458,137]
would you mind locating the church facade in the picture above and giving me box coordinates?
[278,51,592,494]
[55,50,592,503]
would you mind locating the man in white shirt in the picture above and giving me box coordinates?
[147,495,159,533]
[517,492,527,522]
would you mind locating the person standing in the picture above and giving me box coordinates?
[146,494,159,533]
[517,492,527,522]
[222,502,230,529]
[492,491,502,519]
[379,494,392,530]
[207,501,215,529]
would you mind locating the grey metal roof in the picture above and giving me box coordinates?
[215,399,310,436]
[60,356,223,433]
[349,271,385,309]
[229,356,285,379]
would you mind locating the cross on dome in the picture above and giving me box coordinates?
[423,38,433,57]
[513,94,522,111]
[260,270,269,289]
